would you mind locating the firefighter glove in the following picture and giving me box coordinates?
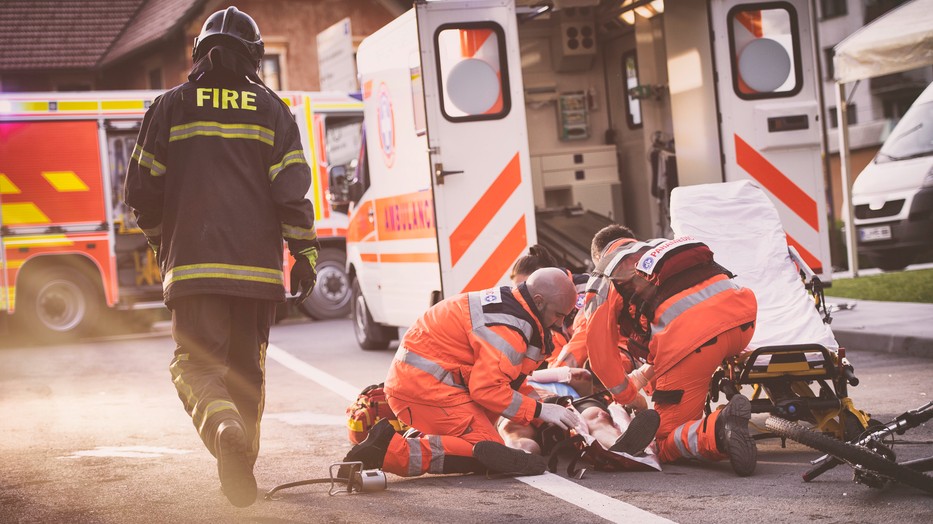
[290,252,317,306]
[537,402,581,431]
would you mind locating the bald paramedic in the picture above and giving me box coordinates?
[342,268,581,476]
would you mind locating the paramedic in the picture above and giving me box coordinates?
[123,7,318,507]
[576,225,759,476]
[343,268,580,477]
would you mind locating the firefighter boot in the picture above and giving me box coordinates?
[609,408,661,455]
[342,418,396,472]
[472,441,548,476]
[215,419,257,507]
[715,394,757,477]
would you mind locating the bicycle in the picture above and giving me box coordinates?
[765,401,933,495]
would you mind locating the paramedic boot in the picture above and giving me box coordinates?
[472,441,548,476]
[715,394,757,477]
[609,408,660,455]
[215,419,257,507]
[342,418,396,472]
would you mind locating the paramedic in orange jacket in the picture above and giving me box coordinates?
[342,268,581,477]
[579,225,759,476]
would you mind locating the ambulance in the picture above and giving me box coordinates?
[0,90,362,339]
[345,0,832,350]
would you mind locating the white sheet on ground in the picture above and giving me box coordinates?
[669,180,837,352]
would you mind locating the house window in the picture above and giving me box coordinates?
[260,54,282,91]
[622,50,643,129]
[148,68,163,89]
[823,47,835,80]
[820,0,847,20]
[828,103,857,128]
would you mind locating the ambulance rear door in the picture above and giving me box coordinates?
[415,0,536,297]
[710,0,831,276]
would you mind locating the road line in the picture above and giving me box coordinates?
[268,343,674,524]
[518,473,675,523]
[267,344,359,401]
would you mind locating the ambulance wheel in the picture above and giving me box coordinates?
[298,248,351,320]
[17,265,103,341]
[351,279,392,350]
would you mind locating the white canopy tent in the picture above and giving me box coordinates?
[833,0,933,276]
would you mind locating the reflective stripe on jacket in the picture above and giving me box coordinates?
[385,284,551,424]
[124,73,318,305]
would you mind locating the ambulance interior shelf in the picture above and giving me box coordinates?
[535,205,614,273]
[530,144,623,224]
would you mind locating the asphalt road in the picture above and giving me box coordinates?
[1,316,931,523]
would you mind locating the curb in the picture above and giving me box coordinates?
[833,329,933,360]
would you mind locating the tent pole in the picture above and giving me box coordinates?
[836,81,859,277]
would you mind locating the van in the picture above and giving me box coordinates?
[852,81,933,270]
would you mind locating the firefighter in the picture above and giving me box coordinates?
[342,268,581,477]
[573,225,759,476]
[123,7,318,507]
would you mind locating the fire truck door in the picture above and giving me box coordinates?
[711,0,830,275]
[415,0,536,297]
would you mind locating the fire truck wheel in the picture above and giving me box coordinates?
[351,278,393,350]
[18,265,103,340]
[298,248,351,320]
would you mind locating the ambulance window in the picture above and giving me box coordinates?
[434,23,511,122]
[622,51,642,129]
[727,3,803,100]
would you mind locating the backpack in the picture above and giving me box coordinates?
[346,383,403,444]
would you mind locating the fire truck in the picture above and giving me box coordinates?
[346,0,831,349]
[0,90,362,339]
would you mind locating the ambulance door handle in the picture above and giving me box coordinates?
[434,163,463,185]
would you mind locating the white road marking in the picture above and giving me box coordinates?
[267,344,675,524]
[61,446,192,459]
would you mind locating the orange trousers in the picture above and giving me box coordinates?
[653,324,755,464]
[382,396,501,477]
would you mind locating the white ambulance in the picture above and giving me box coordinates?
[347,0,830,350]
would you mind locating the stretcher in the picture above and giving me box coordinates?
[670,180,872,440]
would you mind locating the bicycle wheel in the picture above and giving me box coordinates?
[766,416,933,496]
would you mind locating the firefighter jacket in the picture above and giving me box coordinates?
[582,237,757,405]
[124,49,318,306]
[385,283,554,425]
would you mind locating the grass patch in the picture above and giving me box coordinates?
[826,269,933,303]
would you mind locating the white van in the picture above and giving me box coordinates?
[852,82,933,270]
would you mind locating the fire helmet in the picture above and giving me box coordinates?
[192,6,264,66]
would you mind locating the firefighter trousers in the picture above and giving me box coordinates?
[169,294,275,465]
[653,323,755,463]
[383,396,500,477]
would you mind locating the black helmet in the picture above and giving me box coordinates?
[192,6,264,66]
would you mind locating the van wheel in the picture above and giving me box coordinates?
[350,279,392,350]
[17,265,102,340]
[298,248,351,319]
[868,250,912,271]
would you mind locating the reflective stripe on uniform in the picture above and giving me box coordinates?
[282,223,316,241]
[169,121,274,146]
[608,378,630,396]
[269,149,307,181]
[163,262,283,290]
[584,277,611,316]
[653,279,739,332]
[132,144,166,176]
[406,437,423,476]
[671,419,706,460]
[502,390,524,419]
[195,399,238,435]
[604,238,665,274]
[427,435,445,474]
[394,346,467,390]
[467,292,537,367]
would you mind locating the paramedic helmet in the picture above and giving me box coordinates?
[192,6,264,67]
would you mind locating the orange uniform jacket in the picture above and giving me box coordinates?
[385,284,553,425]
[583,238,757,405]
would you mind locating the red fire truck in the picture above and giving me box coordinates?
[0,90,362,339]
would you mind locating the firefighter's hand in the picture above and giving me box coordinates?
[290,256,317,306]
[537,402,581,431]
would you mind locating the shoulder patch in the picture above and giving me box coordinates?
[481,287,503,304]
[636,236,705,275]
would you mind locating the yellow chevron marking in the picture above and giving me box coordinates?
[3,234,73,247]
[0,173,21,194]
[42,171,89,192]
[1,203,51,225]
[58,101,98,111]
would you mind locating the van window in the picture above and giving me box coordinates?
[727,2,803,100]
[434,23,511,122]
[876,100,933,164]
